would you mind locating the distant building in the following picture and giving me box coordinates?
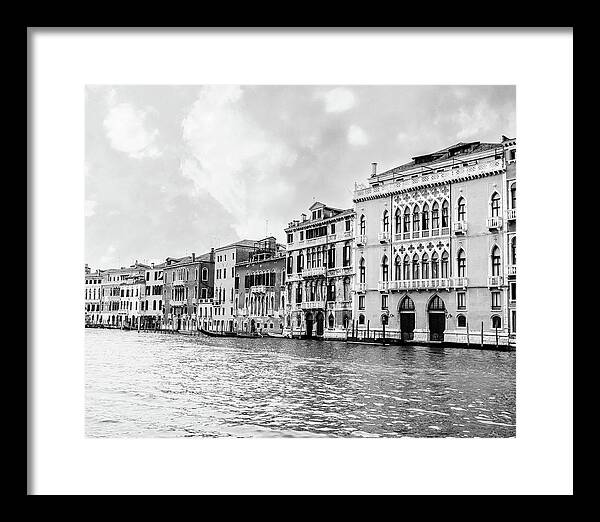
[85,265,104,325]
[119,275,145,328]
[162,251,215,331]
[234,237,286,333]
[213,240,258,333]
[283,202,356,339]
[352,136,516,346]
[99,262,148,326]
[140,262,165,329]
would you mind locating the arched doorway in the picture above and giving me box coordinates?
[305,312,314,337]
[316,311,324,337]
[428,295,446,341]
[399,295,415,341]
[250,319,256,333]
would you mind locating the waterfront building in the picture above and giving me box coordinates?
[162,251,215,331]
[283,202,356,339]
[84,264,104,325]
[234,237,286,334]
[140,262,165,329]
[98,261,148,327]
[213,240,258,333]
[119,274,145,328]
[352,136,516,346]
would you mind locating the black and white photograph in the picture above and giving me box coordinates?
[29,28,573,495]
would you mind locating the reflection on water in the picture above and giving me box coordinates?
[85,329,516,438]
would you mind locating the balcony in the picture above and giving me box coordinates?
[451,277,469,288]
[378,280,391,292]
[170,299,186,306]
[378,231,391,243]
[327,266,354,277]
[508,265,517,276]
[453,221,468,235]
[507,208,516,221]
[287,273,303,282]
[343,230,353,238]
[172,279,186,286]
[488,275,504,287]
[303,267,326,278]
[300,300,326,310]
[394,278,452,291]
[250,285,274,293]
[487,216,503,230]
[356,234,367,247]
[354,282,366,293]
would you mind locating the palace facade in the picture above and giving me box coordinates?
[234,237,286,334]
[352,136,516,346]
[283,202,355,339]
[84,264,104,325]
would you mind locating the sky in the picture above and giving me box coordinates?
[85,85,515,269]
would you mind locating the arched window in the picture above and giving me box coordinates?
[510,183,516,209]
[400,295,415,310]
[511,237,516,265]
[343,277,350,300]
[428,294,446,311]
[327,282,336,301]
[328,314,334,329]
[395,208,402,234]
[441,200,449,228]
[359,215,366,235]
[412,205,420,232]
[412,253,420,280]
[491,246,501,276]
[403,207,411,233]
[359,258,366,283]
[342,314,350,329]
[491,192,501,217]
[492,315,502,329]
[394,255,401,280]
[403,254,410,280]
[441,251,449,278]
[457,314,467,327]
[457,249,466,277]
[457,197,466,221]
[381,255,389,281]
[431,252,439,279]
[297,315,302,327]
[202,267,208,281]
[421,253,429,280]
[297,251,304,273]
[358,314,365,325]
[431,202,440,230]
[381,314,389,326]
[422,203,429,231]
[382,210,389,232]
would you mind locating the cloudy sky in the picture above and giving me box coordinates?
[85,85,515,269]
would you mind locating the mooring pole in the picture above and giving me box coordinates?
[367,320,370,340]
[466,318,470,349]
[495,326,498,349]
[481,321,484,348]
[382,322,386,344]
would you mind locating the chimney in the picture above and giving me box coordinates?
[210,248,215,262]
[371,162,377,176]
[301,213,307,222]
[151,262,155,268]
[192,252,196,262]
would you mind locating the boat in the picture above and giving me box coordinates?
[199,328,237,338]
[266,332,288,338]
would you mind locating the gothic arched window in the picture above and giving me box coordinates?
[457,249,466,277]
[359,257,366,283]
[491,246,501,276]
[382,210,389,232]
[381,255,389,282]
[457,197,466,221]
[491,192,501,217]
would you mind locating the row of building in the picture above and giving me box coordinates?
[86,135,516,346]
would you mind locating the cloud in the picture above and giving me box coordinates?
[98,244,117,266]
[322,87,356,113]
[103,103,161,159]
[347,124,369,146]
[85,199,97,217]
[181,85,297,238]
[453,100,500,140]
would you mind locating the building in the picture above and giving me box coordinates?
[162,251,215,331]
[140,262,165,329]
[234,237,286,334]
[118,274,145,328]
[85,264,104,325]
[98,261,148,326]
[213,240,258,333]
[352,136,516,346]
[283,202,356,339]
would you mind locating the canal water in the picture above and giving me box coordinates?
[85,329,516,438]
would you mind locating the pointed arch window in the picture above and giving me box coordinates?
[431,202,440,230]
[422,203,430,231]
[382,210,389,232]
[359,257,366,284]
[395,208,402,234]
[381,255,389,282]
[412,254,420,280]
[491,193,501,217]
[428,295,446,311]
[403,207,411,233]
[457,197,466,221]
[359,215,366,235]
[441,251,449,278]
[328,314,335,329]
[441,200,449,228]
[457,249,466,277]
[412,205,420,232]
[511,237,516,265]
[431,252,439,279]
[421,253,430,280]
[403,254,410,280]
[400,295,415,310]
[510,184,516,209]
[394,255,401,280]
[343,277,350,300]
[491,246,501,276]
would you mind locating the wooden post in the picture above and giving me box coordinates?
[367,320,370,340]
[466,318,470,349]
[495,326,498,349]
[382,322,386,344]
[481,321,484,348]
[352,320,355,340]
